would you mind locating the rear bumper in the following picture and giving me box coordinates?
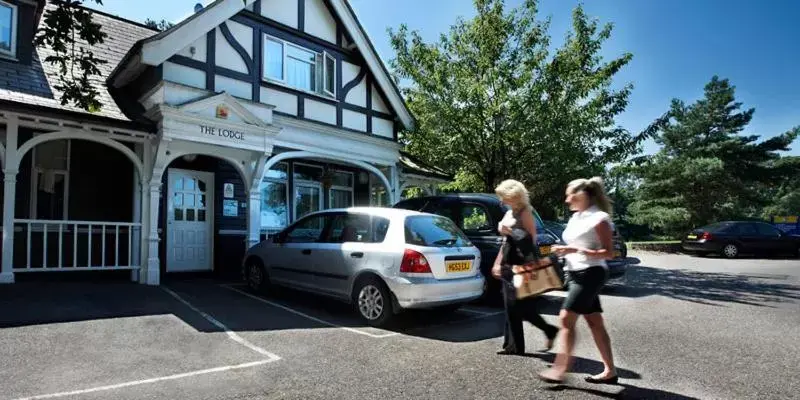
[385,274,485,309]
[681,241,720,253]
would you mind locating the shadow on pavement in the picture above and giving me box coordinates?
[0,280,510,343]
[603,264,800,307]
[526,352,641,380]
[546,384,700,400]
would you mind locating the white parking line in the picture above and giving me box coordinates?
[162,287,283,359]
[220,284,399,339]
[12,359,277,400]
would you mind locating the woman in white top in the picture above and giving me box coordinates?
[538,177,618,385]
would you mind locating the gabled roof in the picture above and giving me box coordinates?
[108,0,414,131]
[0,2,157,125]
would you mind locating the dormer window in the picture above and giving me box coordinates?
[0,0,16,58]
[262,35,336,98]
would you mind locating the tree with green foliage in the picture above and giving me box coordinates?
[628,76,799,236]
[388,0,648,214]
[144,18,175,32]
[35,0,107,112]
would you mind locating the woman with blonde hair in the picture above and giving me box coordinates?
[538,177,618,385]
[491,179,559,355]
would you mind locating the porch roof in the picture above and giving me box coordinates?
[0,3,158,126]
[398,151,452,182]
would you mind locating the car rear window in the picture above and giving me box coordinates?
[404,215,472,247]
[699,222,733,232]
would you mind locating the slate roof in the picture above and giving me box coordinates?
[0,2,158,124]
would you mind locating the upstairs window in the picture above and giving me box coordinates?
[263,35,336,98]
[0,1,16,58]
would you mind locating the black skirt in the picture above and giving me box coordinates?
[562,266,608,314]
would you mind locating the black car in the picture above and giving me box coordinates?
[393,194,628,300]
[682,221,800,258]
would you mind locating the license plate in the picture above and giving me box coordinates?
[687,234,697,239]
[539,246,551,256]
[446,260,471,273]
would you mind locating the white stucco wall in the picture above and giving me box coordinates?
[342,109,366,132]
[304,98,337,125]
[261,87,298,115]
[163,62,206,90]
[373,117,394,139]
[215,26,249,74]
[371,86,389,113]
[304,0,337,44]
[346,76,367,107]
[261,0,299,29]
[226,20,254,58]
[215,75,252,100]
[177,35,208,63]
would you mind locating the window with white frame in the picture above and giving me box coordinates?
[329,170,353,209]
[31,140,71,220]
[259,162,289,230]
[263,35,336,98]
[0,0,17,58]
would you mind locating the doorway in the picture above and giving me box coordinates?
[166,168,214,272]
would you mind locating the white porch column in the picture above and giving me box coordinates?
[1,115,18,283]
[247,190,261,249]
[390,165,401,205]
[130,144,143,282]
[144,180,162,285]
[246,153,269,250]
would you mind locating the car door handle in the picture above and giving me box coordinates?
[350,252,364,258]
[301,249,312,255]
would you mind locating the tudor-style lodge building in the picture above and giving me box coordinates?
[0,0,450,284]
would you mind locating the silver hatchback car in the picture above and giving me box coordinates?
[242,207,485,327]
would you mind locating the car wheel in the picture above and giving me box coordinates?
[353,276,394,327]
[245,258,269,293]
[722,243,739,259]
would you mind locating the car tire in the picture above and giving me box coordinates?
[722,243,739,259]
[245,258,269,293]
[353,276,394,327]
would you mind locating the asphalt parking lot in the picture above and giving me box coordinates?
[1,252,798,400]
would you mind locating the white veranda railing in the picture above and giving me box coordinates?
[12,219,142,271]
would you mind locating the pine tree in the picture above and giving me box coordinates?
[629,76,799,235]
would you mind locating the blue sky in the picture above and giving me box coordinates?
[88,0,800,155]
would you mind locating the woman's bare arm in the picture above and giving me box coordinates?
[585,220,614,260]
[520,208,538,239]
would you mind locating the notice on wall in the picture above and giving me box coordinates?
[223,199,239,217]
[224,183,235,198]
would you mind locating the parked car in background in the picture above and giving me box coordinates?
[543,219,628,287]
[543,220,566,240]
[242,208,485,327]
[682,221,800,259]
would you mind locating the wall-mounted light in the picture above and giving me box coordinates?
[358,172,369,185]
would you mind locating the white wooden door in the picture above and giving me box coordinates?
[167,169,214,272]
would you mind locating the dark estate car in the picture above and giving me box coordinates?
[394,194,628,300]
[682,221,800,258]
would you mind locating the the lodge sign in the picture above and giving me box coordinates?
[200,125,245,141]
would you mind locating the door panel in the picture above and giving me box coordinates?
[313,212,373,297]
[167,169,213,272]
[274,214,327,290]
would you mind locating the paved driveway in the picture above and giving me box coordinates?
[1,252,797,399]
